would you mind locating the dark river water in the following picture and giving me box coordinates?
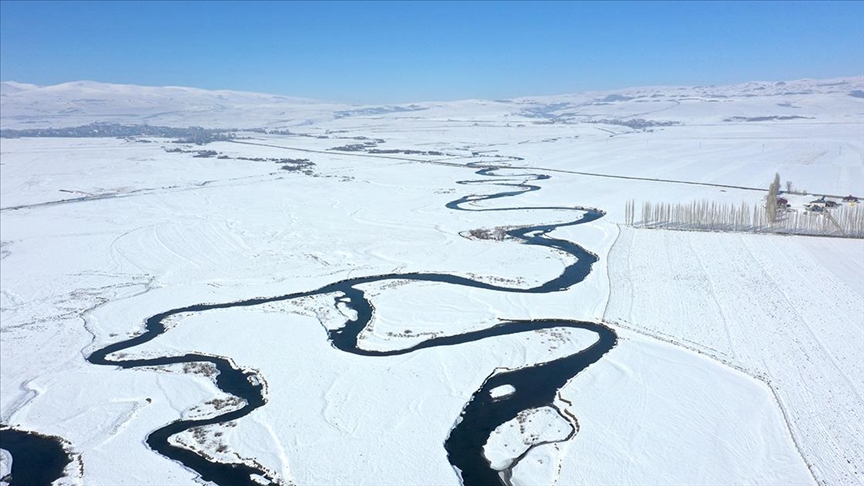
[0,428,71,486]
[5,163,617,485]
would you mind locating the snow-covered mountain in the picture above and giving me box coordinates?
[0,80,349,129]
[1,76,863,130]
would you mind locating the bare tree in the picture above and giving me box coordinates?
[631,198,863,237]
[624,199,636,225]
[765,172,781,222]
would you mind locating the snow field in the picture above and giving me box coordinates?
[483,406,572,472]
[605,227,864,484]
[554,331,814,485]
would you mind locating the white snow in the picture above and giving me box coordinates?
[0,81,343,130]
[1,76,862,485]
[554,331,815,485]
[604,228,864,485]
[488,385,515,400]
[0,448,11,485]
[483,406,573,471]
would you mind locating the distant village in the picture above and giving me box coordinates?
[793,194,860,213]
[0,123,237,145]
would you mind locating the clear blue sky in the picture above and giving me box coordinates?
[1,1,862,104]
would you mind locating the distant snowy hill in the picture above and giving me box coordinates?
[2,76,863,130]
[0,81,40,95]
[0,81,349,129]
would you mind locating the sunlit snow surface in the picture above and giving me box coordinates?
[1,77,863,485]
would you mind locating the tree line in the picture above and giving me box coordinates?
[624,198,863,238]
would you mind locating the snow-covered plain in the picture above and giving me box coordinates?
[604,228,864,485]
[1,77,863,485]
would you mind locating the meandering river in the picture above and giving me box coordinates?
[5,164,618,485]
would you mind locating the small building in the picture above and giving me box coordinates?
[810,197,837,208]
[777,197,789,207]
